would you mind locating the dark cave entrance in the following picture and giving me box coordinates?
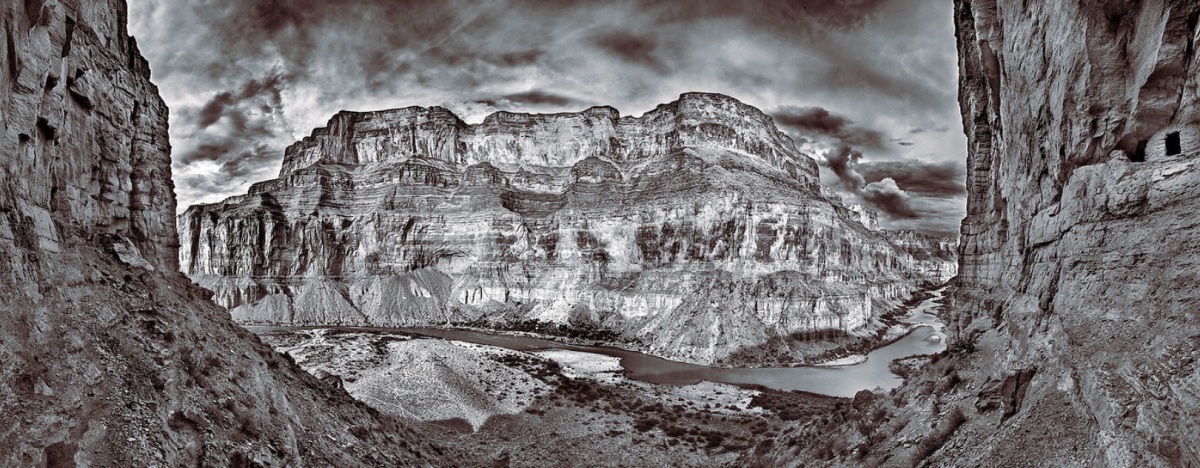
[1130,140,1147,162]
[1165,132,1181,156]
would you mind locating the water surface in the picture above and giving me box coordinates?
[252,287,948,398]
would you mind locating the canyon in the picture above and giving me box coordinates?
[177,93,957,366]
[4,0,1198,466]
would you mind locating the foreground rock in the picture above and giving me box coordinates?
[179,93,956,365]
[751,1,1200,466]
[0,1,456,465]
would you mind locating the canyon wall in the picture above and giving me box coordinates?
[0,1,454,465]
[179,93,957,366]
[952,0,1200,464]
[751,2,1200,466]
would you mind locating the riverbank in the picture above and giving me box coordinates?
[257,325,832,466]
[804,285,949,367]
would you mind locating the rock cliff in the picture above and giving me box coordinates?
[179,93,957,365]
[751,1,1200,466]
[0,1,454,465]
[949,0,1200,464]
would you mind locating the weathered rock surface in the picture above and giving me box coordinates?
[179,93,957,366]
[946,0,1200,464]
[0,1,456,465]
[751,1,1200,466]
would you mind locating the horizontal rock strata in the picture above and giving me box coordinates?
[180,92,957,365]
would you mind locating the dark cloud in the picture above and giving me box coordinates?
[472,90,583,109]
[823,144,866,190]
[771,106,888,150]
[856,159,965,198]
[594,32,662,69]
[220,145,277,179]
[175,74,287,168]
[178,144,282,199]
[129,0,965,233]
[861,178,919,219]
[819,150,962,223]
[197,74,285,129]
[818,143,914,219]
[504,91,577,106]
[177,141,236,165]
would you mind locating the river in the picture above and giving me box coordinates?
[250,287,948,398]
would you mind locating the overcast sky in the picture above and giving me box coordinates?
[127,0,966,235]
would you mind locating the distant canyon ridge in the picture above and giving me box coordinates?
[178,92,957,365]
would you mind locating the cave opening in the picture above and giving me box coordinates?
[1130,139,1147,162]
[1165,132,1181,156]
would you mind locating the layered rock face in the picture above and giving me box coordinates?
[951,0,1200,464]
[180,92,957,365]
[752,2,1200,466]
[0,1,453,465]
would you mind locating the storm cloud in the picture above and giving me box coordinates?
[856,159,966,198]
[819,147,921,221]
[473,90,583,108]
[824,144,867,191]
[127,0,965,233]
[772,106,889,150]
[861,178,919,219]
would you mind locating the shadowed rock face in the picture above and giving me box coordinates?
[179,92,957,366]
[951,0,1200,464]
[0,1,455,465]
[751,1,1200,466]
[739,3,1200,468]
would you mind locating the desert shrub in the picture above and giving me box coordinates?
[947,334,978,355]
[938,370,963,393]
[913,406,968,463]
[663,425,687,438]
[918,381,937,397]
[747,387,832,421]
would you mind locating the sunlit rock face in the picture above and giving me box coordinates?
[951,0,1200,464]
[0,1,453,465]
[179,92,957,365]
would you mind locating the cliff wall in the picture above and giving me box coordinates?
[950,0,1200,464]
[180,93,957,366]
[0,1,454,465]
[754,1,1200,466]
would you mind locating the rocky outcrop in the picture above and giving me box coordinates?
[179,93,957,365]
[947,0,1200,465]
[752,1,1200,466]
[0,1,455,465]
